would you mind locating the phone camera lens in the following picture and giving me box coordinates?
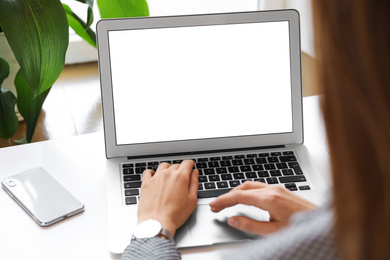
[6,179,16,187]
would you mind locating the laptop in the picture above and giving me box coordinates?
[96,10,329,254]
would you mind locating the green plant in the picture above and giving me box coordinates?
[0,0,149,143]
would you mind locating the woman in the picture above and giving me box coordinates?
[122,0,390,259]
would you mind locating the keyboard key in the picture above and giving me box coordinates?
[270,170,282,177]
[252,165,264,171]
[123,163,134,168]
[245,172,257,178]
[266,177,279,184]
[276,163,288,169]
[123,168,134,175]
[232,159,243,166]
[198,183,204,190]
[246,154,257,158]
[217,181,229,188]
[283,151,294,155]
[216,167,228,174]
[198,188,232,198]
[210,157,221,161]
[299,185,311,190]
[279,176,307,183]
[282,169,294,176]
[196,162,208,169]
[240,165,252,172]
[173,160,183,164]
[221,174,233,181]
[148,162,159,166]
[220,161,232,167]
[258,153,269,157]
[135,163,146,167]
[222,156,233,160]
[254,178,266,183]
[267,157,279,163]
[233,173,245,179]
[234,155,245,159]
[204,168,216,175]
[198,158,209,162]
[147,166,158,171]
[271,152,281,156]
[264,164,276,170]
[125,189,139,196]
[198,169,204,175]
[279,156,297,162]
[243,159,255,165]
[257,171,270,177]
[288,162,299,168]
[208,161,220,168]
[125,197,137,205]
[285,183,298,191]
[204,183,216,190]
[135,167,146,173]
[256,158,267,164]
[199,176,208,182]
[160,160,172,164]
[209,175,220,182]
[291,165,303,175]
[229,180,241,187]
[124,181,141,189]
[228,166,240,173]
[124,175,141,182]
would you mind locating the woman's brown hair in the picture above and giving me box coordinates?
[312,1,390,259]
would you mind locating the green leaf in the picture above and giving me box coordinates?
[0,0,69,96]
[63,4,97,48]
[97,0,149,19]
[0,58,18,139]
[73,0,94,29]
[15,70,50,143]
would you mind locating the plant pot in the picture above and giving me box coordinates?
[0,32,20,113]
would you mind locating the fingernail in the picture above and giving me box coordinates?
[228,218,238,228]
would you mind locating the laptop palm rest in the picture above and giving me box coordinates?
[175,203,268,247]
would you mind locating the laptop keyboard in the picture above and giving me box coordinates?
[122,151,311,205]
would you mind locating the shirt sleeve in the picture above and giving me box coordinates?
[121,237,181,260]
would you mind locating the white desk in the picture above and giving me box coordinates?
[0,95,329,260]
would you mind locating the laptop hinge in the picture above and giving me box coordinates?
[126,145,285,160]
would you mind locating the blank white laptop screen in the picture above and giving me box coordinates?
[108,21,292,145]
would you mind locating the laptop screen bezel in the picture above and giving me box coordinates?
[97,10,303,159]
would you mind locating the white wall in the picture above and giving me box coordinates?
[258,0,314,56]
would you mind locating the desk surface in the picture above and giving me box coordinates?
[0,95,329,260]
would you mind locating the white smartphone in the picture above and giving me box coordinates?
[2,167,85,226]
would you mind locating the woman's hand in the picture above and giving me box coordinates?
[137,160,199,237]
[209,181,317,236]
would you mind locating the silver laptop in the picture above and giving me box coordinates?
[96,10,328,254]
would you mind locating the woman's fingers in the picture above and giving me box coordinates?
[231,181,269,191]
[209,182,268,212]
[142,169,154,181]
[179,159,195,172]
[188,169,199,198]
[156,162,171,172]
[210,188,267,212]
[227,216,287,236]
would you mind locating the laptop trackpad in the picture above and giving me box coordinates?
[187,204,269,242]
